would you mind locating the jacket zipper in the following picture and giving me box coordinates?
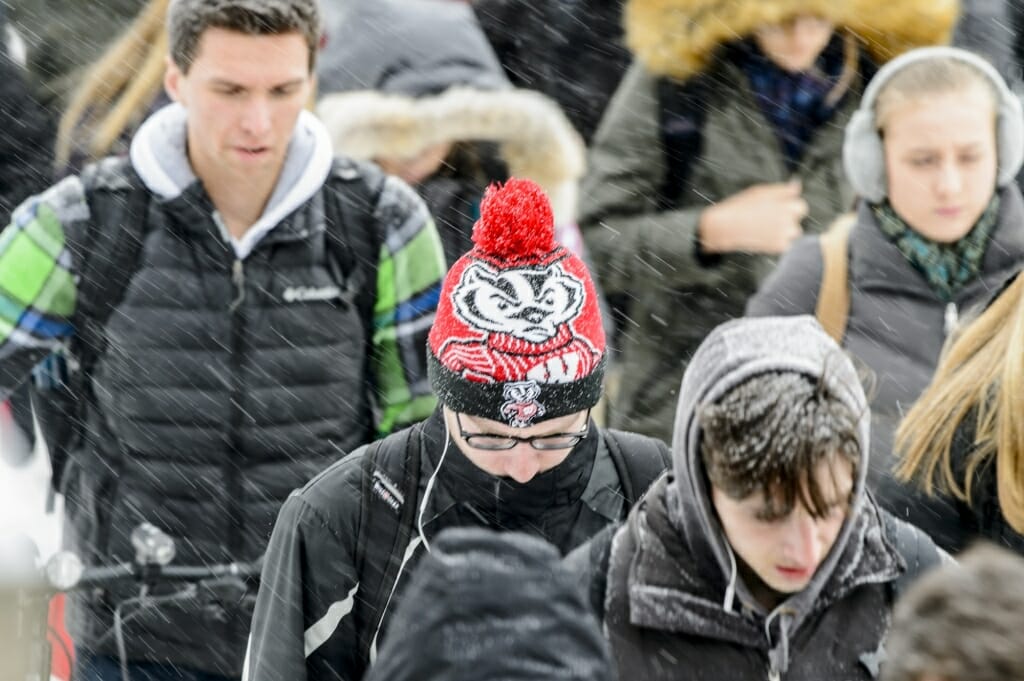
[227,257,246,558]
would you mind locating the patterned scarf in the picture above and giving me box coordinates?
[740,33,849,171]
[873,194,1001,301]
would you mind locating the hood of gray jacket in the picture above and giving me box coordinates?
[668,315,873,669]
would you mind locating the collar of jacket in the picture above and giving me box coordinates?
[128,102,334,260]
[622,475,900,645]
[417,409,599,529]
[850,184,1024,300]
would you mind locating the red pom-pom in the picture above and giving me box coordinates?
[472,178,555,258]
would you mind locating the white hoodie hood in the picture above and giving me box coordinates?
[129,102,334,259]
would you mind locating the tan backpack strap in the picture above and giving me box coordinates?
[815,213,856,343]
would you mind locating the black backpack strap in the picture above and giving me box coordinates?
[36,160,151,491]
[72,162,152,369]
[882,510,945,603]
[320,159,387,306]
[564,521,619,623]
[602,429,671,505]
[352,422,423,668]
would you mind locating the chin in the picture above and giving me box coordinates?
[763,568,814,594]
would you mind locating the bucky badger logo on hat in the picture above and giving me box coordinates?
[452,262,585,344]
[428,178,606,427]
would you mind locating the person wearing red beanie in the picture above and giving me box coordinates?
[246,178,669,681]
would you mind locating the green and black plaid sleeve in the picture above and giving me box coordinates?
[369,177,446,435]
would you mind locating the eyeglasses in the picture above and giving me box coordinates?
[454,410,590,451]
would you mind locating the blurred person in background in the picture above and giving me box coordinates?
[53,0,172,177]
[316,0,586,267]
[881,543,1024,681]
[0,2,54,472]
[7,0,147,109]
[578,0,958,444]
[749,47,1024,552]
[471,0,632,144]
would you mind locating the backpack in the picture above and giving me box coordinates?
[32,158,387,493]
[814,212,857,343]
[352,425,669,669]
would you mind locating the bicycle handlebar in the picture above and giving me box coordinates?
[32,523,263,594]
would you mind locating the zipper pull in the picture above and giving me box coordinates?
[944,302,958,336]
[229,259,246,312]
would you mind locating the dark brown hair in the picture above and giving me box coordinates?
[700,371,860,520]
[882,543,1024,681]
[167,0,320,73]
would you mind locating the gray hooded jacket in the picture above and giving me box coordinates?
[570,316,942,681]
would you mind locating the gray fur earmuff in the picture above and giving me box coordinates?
[843,46,1024,203]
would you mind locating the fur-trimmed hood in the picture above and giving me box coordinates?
[625,0,960,80]
[316,88,586,225]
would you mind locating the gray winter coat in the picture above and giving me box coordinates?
[747,186,1024,547]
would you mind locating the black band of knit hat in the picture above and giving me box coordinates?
[427,352,607,424]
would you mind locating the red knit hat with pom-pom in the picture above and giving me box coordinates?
[428,178,606,428]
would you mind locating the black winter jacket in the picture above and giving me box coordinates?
[246,409,669,681]
[573,476,943,681]
[939,415,1024,555]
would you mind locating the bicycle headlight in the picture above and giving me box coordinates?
[45,551,84,591]
[131,522,176,567]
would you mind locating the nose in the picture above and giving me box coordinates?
[936,159,963,196]
[504,448,541,484]
[241,97,272,138]
[783,511,822,568]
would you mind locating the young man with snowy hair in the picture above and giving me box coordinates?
[0,0,448,678]
[566,315,947,681]
[246,178,669,681]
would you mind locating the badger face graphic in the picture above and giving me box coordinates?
[452,262,585,344]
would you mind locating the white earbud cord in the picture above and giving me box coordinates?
[367,417,452,662]
[416,417,452,554]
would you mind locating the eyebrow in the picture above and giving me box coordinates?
[209,78,306,90]
[906,142,987,154]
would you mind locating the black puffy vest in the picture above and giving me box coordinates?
[63,161,382,674]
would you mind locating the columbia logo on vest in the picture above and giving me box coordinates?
[282,285,342,303]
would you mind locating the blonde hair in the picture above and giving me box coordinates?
[55,0,170,170]
[895,272,1024,534]
[874,56,1000,133]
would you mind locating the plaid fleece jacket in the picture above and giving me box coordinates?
[0,170,446,435]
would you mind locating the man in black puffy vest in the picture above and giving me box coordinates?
[0,0,447,678]
[246,178,670,681]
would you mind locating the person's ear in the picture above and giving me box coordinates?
[164,55,185,104]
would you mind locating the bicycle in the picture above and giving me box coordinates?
[4,522,261,681]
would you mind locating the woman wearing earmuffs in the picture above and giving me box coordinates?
[747,46,1024,552]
